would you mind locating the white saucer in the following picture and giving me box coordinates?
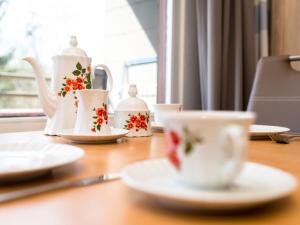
[0,143,84,182]
[151,122,164,131]
[58,128,129,143]
[249,124,290,137]
[122,159,297,210]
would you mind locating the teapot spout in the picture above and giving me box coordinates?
[23,57,57,118]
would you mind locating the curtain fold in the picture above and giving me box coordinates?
[171,0,261,110]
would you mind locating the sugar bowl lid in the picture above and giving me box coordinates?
[61,36,88,57]
[116,84,149,111]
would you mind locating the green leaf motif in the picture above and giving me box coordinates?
[62,92,66,97]
[76,62,82,70]
[97,125,101,131]
[86,74,91,83]
[86,84,91,89]
[73,70,81,76]
[93,116,97,119]
[184,142,193,155]
[82,68,86,73]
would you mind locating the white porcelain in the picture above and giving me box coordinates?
[115,84,152,137]
[115,111,151,137]
[58,128,128,143]
[75,89,111,135]
[0,143,84,182]
[151,121,164,131]
[122,159,298,210]
[153,103,182,122]
[249,124,290,137]
[161,111,256,188]
[23,36,113,135]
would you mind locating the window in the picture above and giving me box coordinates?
[0,0,162,116]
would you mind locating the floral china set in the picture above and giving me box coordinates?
[114,84,151,137]
[24,36,151,138]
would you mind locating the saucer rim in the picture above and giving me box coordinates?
[122,158,298,210]
[57,128,129,137]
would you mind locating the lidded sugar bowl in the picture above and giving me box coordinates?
[114,84,152,137]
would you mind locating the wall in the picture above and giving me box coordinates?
[271,0,300,57]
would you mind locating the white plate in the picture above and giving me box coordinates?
[122,159,298,210]
[152,123,290,137]
[249,125,290,137]
[0,143,84,182]
[58,128,129,143]
[151,122,164,131]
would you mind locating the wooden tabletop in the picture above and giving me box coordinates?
[0,131,299,225]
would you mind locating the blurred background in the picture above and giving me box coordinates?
[0,0,159,110]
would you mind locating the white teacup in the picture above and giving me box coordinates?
[74,89,111,135]
[153,103,182,122]
[162,111,256,188]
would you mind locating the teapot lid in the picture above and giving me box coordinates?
[61,36,88,57]
[116,84,149,111]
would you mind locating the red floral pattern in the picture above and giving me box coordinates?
[91,103,108,132]
[57,62,92,112]
[166,128,203,170]
[166,130,181,169]
[124,112,149,131]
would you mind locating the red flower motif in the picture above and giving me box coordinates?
[166,131,181,169]
[77,83,84,90]
[97,118,103,124]
[168,149,181,169]
[87,66,91,73]
[66,78,72,86]
[169,130,180,145]
[130,115,137,123]
[64,86,70,92]
[96,108,103,116]
[57,62,92,113]
[124,112,149,131]
[135,119,141,128]
[91,128,96,132]
[91,104,108,132]
[76,76,83,83]
[72,81,78,90]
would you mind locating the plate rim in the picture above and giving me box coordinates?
[249,124,290,136]
[0,143,84,176]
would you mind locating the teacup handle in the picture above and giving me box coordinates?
[93,64,113,92]
[219,125,247,183]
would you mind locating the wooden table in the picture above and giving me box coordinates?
[0,131,299,225]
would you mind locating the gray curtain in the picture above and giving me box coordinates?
[171,0,257,110]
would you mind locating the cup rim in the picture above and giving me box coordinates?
[161,110,256,120]
[153,103,182,107]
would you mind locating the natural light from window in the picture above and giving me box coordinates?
[0,0,159,113]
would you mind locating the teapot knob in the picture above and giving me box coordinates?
[70,35,78,47]
[128,84,137,97]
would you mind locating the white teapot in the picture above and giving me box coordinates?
[24,36,113,135]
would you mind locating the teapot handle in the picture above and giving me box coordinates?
[92,64,113,92]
